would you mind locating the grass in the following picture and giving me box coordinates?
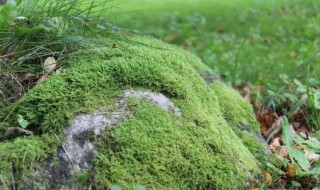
[114,0,320,83]
[0,0,115,108]
[112,0,320,130]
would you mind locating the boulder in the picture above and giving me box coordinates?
[0,36,266,189]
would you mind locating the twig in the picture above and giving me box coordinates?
[0,175,8,189]
[50,131,77,172]
[10,161,16,190]
[2,104,17,122]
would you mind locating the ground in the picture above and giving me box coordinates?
[0,36,265,189]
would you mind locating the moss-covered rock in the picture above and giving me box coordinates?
[0,36,265,189]
[211,82,270,160]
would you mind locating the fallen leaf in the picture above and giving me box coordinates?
[263,171,272,186]
[279,148,288,157]
[286,164,297,177]
[257,109,279,138]
[269,137,281,151]
[265,116,283,142]
[43,57,57,73]
[248,181,258,190]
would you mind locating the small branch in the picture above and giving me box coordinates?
[10,161,16,190]
[51,131,77,172]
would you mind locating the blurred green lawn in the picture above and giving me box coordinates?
[112,0,320,89]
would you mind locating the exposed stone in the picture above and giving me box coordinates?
[123,90,182,117]
[28,90,182,189]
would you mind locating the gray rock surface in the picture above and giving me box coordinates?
[27,90,181,189]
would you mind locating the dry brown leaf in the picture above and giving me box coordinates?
[263,171,272,186]
[257,109,279,138]
[286,164,297,177]
[248,181,259,190]
[264,116,282,139]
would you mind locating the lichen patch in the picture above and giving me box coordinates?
[123,90,182,117]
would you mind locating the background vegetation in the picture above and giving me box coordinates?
[1,0,320,189]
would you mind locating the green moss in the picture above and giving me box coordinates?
[0,135,58,188]
[211,82,265,160]
[0,36,263,189]
[211,82,259,131]
[92,102,257,189]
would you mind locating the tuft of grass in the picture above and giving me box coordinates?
[0,0,116,108]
